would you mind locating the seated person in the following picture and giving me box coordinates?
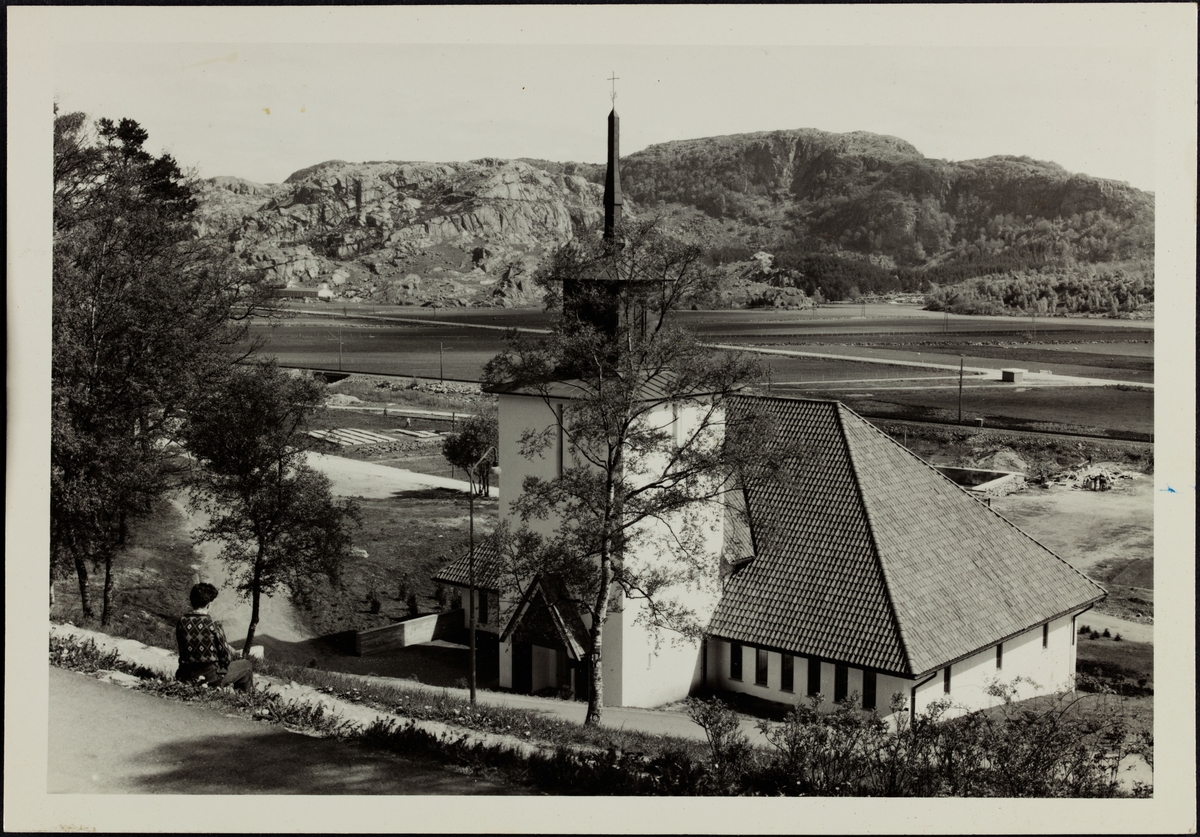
[175,582,254,692]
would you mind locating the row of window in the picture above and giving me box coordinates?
[732,622,1059,706]
[728,642,878,710]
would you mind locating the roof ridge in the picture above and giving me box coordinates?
[835,403,915,676]
[834,402,1107,600]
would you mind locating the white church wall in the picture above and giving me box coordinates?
[600,606,624,706]
[911,613,1083,720]
[616,595,705,708]
[498,394,563,535]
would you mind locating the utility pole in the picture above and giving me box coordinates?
[439,342,444,382]
[466,446,497,706]
[958,357,964,424]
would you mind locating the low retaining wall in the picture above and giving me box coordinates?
[354,609,463,656]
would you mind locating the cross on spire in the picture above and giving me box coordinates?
[608,72,619,104]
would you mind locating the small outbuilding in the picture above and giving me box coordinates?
[1001,368,1027,383]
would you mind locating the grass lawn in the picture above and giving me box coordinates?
[294,488,496,639]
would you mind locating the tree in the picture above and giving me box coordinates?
[182,361,361,652]
[51,109,271,623]
[442,409,499,495]
[484,219,781,725]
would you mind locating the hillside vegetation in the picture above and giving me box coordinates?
[198,127,1154,314]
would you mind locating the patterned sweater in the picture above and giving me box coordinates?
[176,611,232,670]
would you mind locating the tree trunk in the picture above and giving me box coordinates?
[244,571,262,657]
[100,551,115,625]
[583,542,614,724]
[585,459,620,726]
[585,590,608,725]
[73,550,93,619]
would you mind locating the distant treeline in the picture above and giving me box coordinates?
[923,264,1154,316]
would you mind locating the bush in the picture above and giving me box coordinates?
[406,593,420,617]
[684,697,753,794]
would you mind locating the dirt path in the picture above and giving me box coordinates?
[168,455,490,649]
[170,497,314,647]
[305,450,496,499]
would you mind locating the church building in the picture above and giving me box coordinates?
[433,105,1105,721]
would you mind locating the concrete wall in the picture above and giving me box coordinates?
[498,393,563,532]
[354,609,462,656]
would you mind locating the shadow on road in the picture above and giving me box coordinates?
[128,729,516,795]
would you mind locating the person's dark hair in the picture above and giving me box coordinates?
[190,582,219,609]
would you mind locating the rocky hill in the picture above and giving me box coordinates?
[198,128,1154,310]
[196,159,615,307]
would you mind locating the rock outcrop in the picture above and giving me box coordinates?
[199,159,611,307]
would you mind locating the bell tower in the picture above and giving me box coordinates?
[603,105,623,241]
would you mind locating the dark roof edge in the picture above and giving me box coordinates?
[909,600,1104,679]
[835,402,915,677]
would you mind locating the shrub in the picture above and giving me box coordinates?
[684,697,753,794]
[1113,633,1122,642]
[406,593,420,617]
[1102,628,1111,638]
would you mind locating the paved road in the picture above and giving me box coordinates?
[47,667,522,795]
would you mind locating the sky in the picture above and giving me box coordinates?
[53,36,1159,190]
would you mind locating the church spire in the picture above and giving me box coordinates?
[603,75,622,240]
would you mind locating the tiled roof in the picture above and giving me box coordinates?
[432,536,506,591]
[707,396,1105,677]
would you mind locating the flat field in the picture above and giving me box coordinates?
[249,304,1153,380]
[820,386,1154,437]
[990,474,1153,624]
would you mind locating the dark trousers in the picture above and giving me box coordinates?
[177,658,255,692]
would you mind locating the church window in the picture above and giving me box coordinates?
[834,664,848,703]
[479,590,489,626]
[863,669,877,710]
[943,666,952,694]
[806,658,821,696]
[755,648,769,686]
[996,643,1003,670]
[1043,623,1049,648]
[780,654,794,692]
[729,642,743,681]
